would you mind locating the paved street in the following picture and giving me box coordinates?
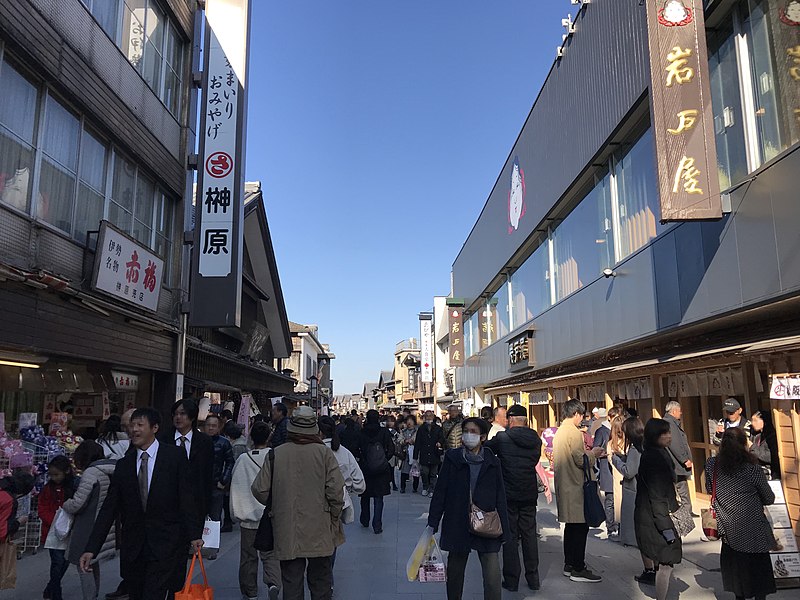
[4,488,796,599]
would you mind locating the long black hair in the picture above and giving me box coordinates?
[98,415,122,444]
[47,455,76,499]
[643,418,670,449]
[753,410,781,478]
[73,440,106,471]
[622,416,644,453]
[718,427,756,475]
[318,416,341,451]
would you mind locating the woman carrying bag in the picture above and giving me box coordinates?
[706,427,776,600]
[427,417,510,600]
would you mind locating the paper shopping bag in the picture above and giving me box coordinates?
[0,541,17,590]
[175,550,213,600]
[202,519,220,549]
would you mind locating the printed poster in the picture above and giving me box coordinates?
[771,553,800,579]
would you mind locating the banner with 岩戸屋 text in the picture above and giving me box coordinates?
[644,0,721,221]
[448,308,464,367]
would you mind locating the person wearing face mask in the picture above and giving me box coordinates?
[413,411,445,497]
[427,417,509,600]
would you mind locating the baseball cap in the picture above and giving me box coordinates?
[723,398,741,413]
[507,404,527,418]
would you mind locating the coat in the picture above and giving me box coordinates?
[97,433,130,460]
[413,423,444,466]
[324,439,366,526]
[356,424,394,498]
[38,480,71,544]
[611,446,641,547]
[230,448,270,529]
[86,442,202,570]
[486,426,542,505]
[553,421,596,523]
[210,434,234,487]
[592,424,614,493]
[635,447,682,566]
[664,414,692,480]
[63,459,116,565]
[251,441,345,561]
[427,448,510,554]
[161,429,214,521]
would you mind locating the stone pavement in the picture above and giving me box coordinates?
[4,488,796,599]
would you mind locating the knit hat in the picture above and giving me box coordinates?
[287,406,319,435]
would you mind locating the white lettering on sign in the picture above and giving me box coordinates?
[93,222,163,312]
[199,29,239,277]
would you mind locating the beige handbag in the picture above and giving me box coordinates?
[468,492,503,539]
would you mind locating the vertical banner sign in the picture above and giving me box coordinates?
[420,316,433,383]
[191,0,252,327]
[448,307,464,367]
[645,0,721,221]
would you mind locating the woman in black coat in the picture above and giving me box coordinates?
[356,410,394,533]
[428,417,510,600]
[635,418,681,600]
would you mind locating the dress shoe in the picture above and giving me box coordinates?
[501,581,518,592]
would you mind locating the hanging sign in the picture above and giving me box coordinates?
[420,316,433,383]
[508,332,534,372]
[644,1,721,221]
[238,393,252,437]
[448,307,464,367]
[770,375,800,399]
[190,0,251,327]
[767,480,800,582]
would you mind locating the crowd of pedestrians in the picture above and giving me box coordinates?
[1,394,785,600]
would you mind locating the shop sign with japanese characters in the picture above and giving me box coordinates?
[92,221,164,312]
[645,1,721,221]
[770,375,800,399]
[448,308,464,367]
[111,371,139,391]
[420,317,434,383]
[508,332,534,371]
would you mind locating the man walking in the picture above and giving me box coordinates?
[413,410,444,497]
[252,406,345,600]
[269,402,289,448]
[592,407,618,539]
[204,413,234,556]
[80,408,203,600]
[230,422,280,600]
[553,399,605,583]
[169,398,214,522]
[663,401,694,514]
[442,404,464,450]
[487,404,543,592]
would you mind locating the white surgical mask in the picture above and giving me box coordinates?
[462,432,481,449]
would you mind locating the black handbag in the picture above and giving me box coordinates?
[253,450,275,552]
[583,455,606,528]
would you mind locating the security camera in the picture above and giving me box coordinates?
[602,268,616,278]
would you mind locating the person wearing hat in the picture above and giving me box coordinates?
[252,406,346,600]
[589,407,608,437]
[713,399,752,447]
[486,404,543,592]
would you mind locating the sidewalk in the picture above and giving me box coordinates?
[3,489,795,599]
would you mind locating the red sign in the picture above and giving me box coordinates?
[206,151,233,178]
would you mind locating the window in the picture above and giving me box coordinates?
[510,241,550,327]
[487,281,510,341]
[0,60,38,212]
[553,175,614,301]
[111,154,136,233]
[465,312,480,357]
[76,131,108,244]
[38,96,80,234]
[81,0,184,117]
[613,129,664,261]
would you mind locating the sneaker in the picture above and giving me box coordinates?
[635,570,656,586]
[528,578,541,591]
[569,568,602,583]
[608,530,620,541]
[267,585,280,600]
[563,564,573,577]
[421,490,429,497]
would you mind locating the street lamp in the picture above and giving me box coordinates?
[310,375,318,407]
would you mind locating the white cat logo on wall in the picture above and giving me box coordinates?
[658,0,694,27]
[508,157,526,234]
[781,1,800,25]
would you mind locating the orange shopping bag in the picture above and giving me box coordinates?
[175,550,213,600]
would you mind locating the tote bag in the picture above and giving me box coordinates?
[701,464,719,541]
[583,455,606,527]
[175,550,213,600]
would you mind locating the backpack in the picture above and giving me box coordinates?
[363,439,389,475]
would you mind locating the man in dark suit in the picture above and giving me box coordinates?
[168,398,214,521]
[80,408,203,600]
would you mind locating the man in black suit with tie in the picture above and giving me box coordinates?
[80,407,204,600]
[169,398,214,521]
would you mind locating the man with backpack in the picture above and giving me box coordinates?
[356,410,394,534]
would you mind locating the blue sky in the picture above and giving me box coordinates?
[245,0,568,393]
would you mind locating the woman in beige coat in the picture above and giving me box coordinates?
[252,406,345,600]
[552,399,605,584]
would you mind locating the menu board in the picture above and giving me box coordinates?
[768,480,800,585]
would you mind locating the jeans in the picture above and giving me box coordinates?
[563,523,590,571]
[239,527,281,598]
[209,488,225,521]
[503,503,539,588]
[603,491,617,533]
[360,495,385,531]
[400,473,419,492]
[280,556,333,600]
[446,551,501,600]
[421,463,439,492]
[675,478,692,512]
[45,549,69,600]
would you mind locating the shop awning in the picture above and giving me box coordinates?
[742,335,800,355]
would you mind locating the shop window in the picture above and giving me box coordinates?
[0,59,38,213]
[553,174,614,301]
[37,96,80,234]
[742,0,800,164]
[510,241,550,327]
[487,282,510,341]
[708,21,750,190]
[614,129,665,261]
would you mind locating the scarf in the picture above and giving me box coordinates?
[463,447,485,494]
[288,433,324,445]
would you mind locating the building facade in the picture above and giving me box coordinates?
[450,0,800,536]
[284,322,334,410]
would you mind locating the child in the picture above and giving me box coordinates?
[39,456,75,600]
[0,469,35,590]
